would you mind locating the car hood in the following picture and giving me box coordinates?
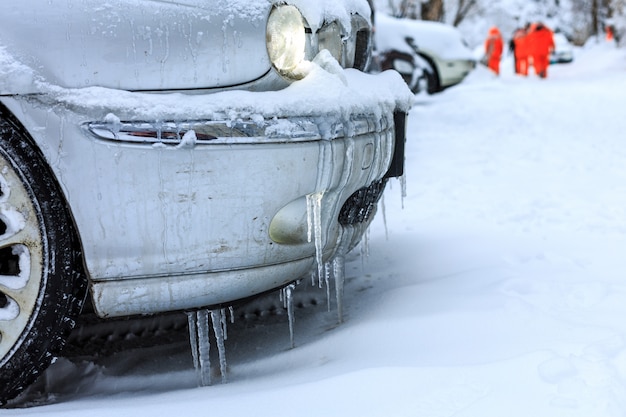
[0,0,272,91]
[375,13,475,61]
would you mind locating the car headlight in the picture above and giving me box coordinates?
[266,5,307,79]
[318,21,344,65]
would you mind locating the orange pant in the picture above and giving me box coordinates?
[515,56,529,75]
[488,56,501,75]
[533,54,550,78]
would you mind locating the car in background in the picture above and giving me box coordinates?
[373,12,476,94]
[0,0,412,404]
[551,32,574,63]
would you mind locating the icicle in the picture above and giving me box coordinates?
[187,310,211,386]
[220,307,228,341]
[324,261,332,311]
[381,193,389,240]
[400,174,407,209]
[306,194,313,244]
[186,312,200,379]
[306,192,325,286]
[331,226,352,323]
[360,227,370,268]
[306,137,334,287]
[210,309,228,383]
[333,255,345,323]
[155,121,163,141]
[283,283,296,349]
[228,305,235,324]
[197,310,212,386]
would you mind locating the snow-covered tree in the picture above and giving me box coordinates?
[373,0,625,47]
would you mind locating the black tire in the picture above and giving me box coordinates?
[417,54,440,94]
[0,108,86,405]
[379,50,420,93]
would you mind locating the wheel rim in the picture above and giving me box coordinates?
[0,153,45,362]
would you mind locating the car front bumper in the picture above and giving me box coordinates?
[550,51,574,64]
[439,59,476,88]
[2,67,412,318]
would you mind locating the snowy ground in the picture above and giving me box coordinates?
[7,41,626,416]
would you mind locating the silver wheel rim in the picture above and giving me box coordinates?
[0,153,45,363]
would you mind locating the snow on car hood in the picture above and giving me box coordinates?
[124,0,372,32]
[0,0,270,91]
[34,50,413,125]
[0,0,372,93]
[0,1,412,127]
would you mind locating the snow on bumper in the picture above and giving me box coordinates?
[4,62,413,317]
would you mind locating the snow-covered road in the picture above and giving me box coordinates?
[7,41,626,417]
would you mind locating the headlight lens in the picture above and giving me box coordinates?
[266,5,307,79]
[318,22,344,65]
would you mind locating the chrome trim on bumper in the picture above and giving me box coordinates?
[84,115,391,145]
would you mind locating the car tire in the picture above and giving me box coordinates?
[416,54,440,94]
[0,109,86,405]
[379,50,417,91]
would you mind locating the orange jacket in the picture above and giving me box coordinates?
[512,28,529,58]
[527,23,555,58]
[485,27,504,60]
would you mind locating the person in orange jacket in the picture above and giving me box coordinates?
[511,26,530,75]
[606,25,614,41]
[527,22,555,78]
[484,26,504,75]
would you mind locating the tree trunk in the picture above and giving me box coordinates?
[421,0,445,21]
[398,0,420,19]
[591,0,599,36]
[451,0,478,27]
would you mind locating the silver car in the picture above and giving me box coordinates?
[0,0,412,403]
[374,13,476,94]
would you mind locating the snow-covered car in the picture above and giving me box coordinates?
[551,32,574,63]
[373,13,476,94]
[0,0,412,404]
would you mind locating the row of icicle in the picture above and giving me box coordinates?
[185,117,407,386]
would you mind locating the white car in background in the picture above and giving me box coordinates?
[551,32,575,63]
[0,0,412,404]
[374,12,476,93]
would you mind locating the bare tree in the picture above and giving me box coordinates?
[592,0,599,35]
[421,0,445,21]
[580,0,619,39]
[382,0,623,46]
[387,0,420,18]
[590,0,614,35]
[450,0,478,26]
[384,0,478,25]
[611,0,625,44]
